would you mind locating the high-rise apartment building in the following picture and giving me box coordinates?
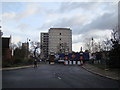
[40,33,49,58]
[40,28,72,57]
[48,28,72,55]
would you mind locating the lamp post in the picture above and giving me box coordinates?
[27,38,30,59]
[91,37,94,53]
[80,47,83,52]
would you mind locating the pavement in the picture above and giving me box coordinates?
[81,63,120,81]
[1,62,120,81]
[1,65,33,71]
[0,62,46,71]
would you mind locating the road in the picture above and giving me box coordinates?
[2,63,119,88]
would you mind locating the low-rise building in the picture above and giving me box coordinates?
[22,42,29,58]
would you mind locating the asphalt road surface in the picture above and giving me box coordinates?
[2,64,119,88]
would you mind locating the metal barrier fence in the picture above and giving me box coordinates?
[64,60,82,65]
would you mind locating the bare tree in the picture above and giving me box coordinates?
[10,43,17,56]
[108,25,120,68]
[84,38,92,52]
[10,43,17,50]
[30,41,40,58]
[84,37,104,53]
[111,26,120,42]
[102,37,112,51]
[84,37,98,53]
[16,41,22,49]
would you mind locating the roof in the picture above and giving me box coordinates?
[49,28,71,30]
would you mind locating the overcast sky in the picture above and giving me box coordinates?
[1,0,118,51]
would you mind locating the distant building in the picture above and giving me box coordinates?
[22,42,29,58]
[22,42,29,50]
[40,33,49,59]
[48,28,72,55]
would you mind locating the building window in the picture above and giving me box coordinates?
[60,38,61,40]
[60,33,61,35]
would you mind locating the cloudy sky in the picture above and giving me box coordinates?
[1,0,118,51]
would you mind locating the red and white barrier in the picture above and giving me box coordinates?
[64,61,68,65]
[73,61,76,65]
[77,61,81,65]
[69,61,72,65]
[64,60,84,65]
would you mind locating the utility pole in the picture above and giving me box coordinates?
[91,37,94,53]
[26,38,30,59]
[80,47,82,52]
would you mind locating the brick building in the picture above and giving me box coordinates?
[2,36,12,66]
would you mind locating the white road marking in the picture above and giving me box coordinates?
[58,77,61,79]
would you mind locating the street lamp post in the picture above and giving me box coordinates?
[91,37,94,53]
[80,47,82,52]
[27,38,30,59]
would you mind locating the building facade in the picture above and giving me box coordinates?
[22,42,29,50]
[40,33,49,59]
[2,36,12,67]
[22,42,29,58]
[48,28,72,55]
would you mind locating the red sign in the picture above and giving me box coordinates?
[80,56,83,60]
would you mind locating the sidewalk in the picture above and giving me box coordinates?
[0,62,48,71]
[0,65,34,71]
[81,63,120,80]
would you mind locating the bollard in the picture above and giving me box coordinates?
[50,62,54,64]
[66,61,68,65]
[73,61,76,65]
[69,61,72,65]
[77,61,81,65]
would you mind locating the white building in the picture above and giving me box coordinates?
[48,28,72,55]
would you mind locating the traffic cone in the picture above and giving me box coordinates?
[64,61,66,65]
